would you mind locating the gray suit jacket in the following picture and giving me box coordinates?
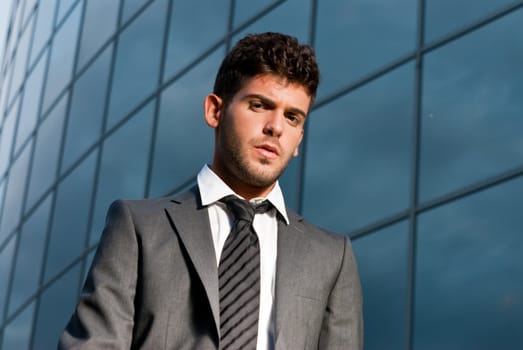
[59,187,363,349]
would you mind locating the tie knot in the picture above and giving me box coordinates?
[220,195,272,223]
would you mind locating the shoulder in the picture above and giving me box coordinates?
[286,208,346,241]
[107,187,200,222]
[285,208,351,256]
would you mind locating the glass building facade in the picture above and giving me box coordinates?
[0,0,522,348]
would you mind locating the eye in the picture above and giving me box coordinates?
[249,100,264,111]
[285,113,302,126]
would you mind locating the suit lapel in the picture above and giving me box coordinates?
[164,187,220,336]
[274,211,311,348]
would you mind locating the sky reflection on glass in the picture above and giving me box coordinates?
[352,222,408,350]
[90,101,153,245]
[416,176,523,349]
[420,8,523,201]
[315,0,416,100]
[303,64,414,234]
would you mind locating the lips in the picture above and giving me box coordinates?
[255,143,280,159]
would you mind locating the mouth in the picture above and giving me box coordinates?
[255,143,280,159]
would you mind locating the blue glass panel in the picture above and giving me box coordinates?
[90,101,153,244]
[277,152,301,211]
[1,302,35,350]
[77,0,119,70]
[29,0,57,66]
[26,93,67,209]
[14,49,48,154]
[33,264,81,350]
[425,0,519,43]
[7,14,34,105]
[315,0,417,100]
[82,249,96,282]
[234,0,276,26]
[62,45,112,172]
[0,179,5,224]
[420,9,523,201]
[232,0,310,46]
[107,0,166,129]
[121,0,148,24]
[163,0,228,81]
[0,96,20,178]
[0,140,32,243]
[150,48,222,197]
[45,151,96,281]
[9,195,51,314]
[23,0,38,26]
[41,2,82,114]
[0,237,16,321]
[352,222,408,350]
[415,176,523,349]
[57,0,78,24]
[0,71,9,121]
[303,63,414,234]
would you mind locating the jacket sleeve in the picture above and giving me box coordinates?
[58,200,138,349]
[318,236,364,350]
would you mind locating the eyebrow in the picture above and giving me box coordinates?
[243,94,308,119]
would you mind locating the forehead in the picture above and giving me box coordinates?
[234,74,312,108]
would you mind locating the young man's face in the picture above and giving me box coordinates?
[205,74,311,199]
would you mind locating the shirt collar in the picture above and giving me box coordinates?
[197,164,290,224]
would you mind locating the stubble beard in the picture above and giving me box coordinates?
[223,133,290,189]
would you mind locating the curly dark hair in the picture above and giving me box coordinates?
[213,32,320,107]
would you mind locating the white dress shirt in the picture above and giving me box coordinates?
[197,164,289,350]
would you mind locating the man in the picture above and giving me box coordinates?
[60,32,363,349]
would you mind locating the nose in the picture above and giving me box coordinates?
[263,112,283,137]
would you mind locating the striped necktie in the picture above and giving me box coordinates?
[218,195,272,350]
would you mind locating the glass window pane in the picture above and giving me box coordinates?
[9,195,51,314]
[0,237,16,320]
[45,151,96,281]
[7,14,35,104]
[1,302,35,350]
[90,101,153,245]
[41,2,82,114]
[77,0,120,70]
[315,0,417,100]
[0,71,10,122]
[0,140,32,243]
[415,176,523,349]
[277,152,301,211]
[234,0,275,26]
[26,93,68,208]
[107,0,167,129]
[420,9,523,201]
[0,96,20,178]
[62,44,112,172]
[14,49,48,154]
[29,0,57,66]
[57,0,77,24]
[163,0,228,81]
[425,0,519,43]
[0,179,5,223]
[23,0,38,26]
[352,222,408,350]
[232,0,311,47]
[33,264,81,350]
[303,64,414,234]
[150,49,222,197]
[121,0,148,24]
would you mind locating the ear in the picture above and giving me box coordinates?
[204,94,223,128]
[293,129,304,157]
